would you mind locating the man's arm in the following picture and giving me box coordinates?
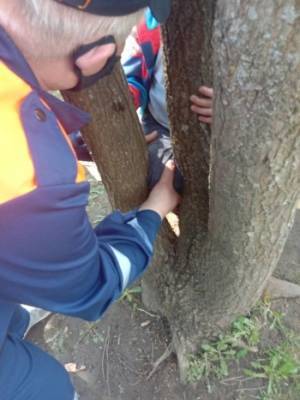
[0,165,179,321]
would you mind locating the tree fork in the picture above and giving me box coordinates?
[62,64,175,312]
[62,0,300,383]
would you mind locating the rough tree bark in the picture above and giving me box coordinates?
[161,0,300,378]
[63,0,300,381]
[63,65,148,211]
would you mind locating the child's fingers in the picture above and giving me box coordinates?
[199,116,212,124]
[191,105,213,116]
[198,86,213,98]
[190,95,212,108]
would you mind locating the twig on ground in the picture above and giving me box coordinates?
[236,387,266,392]
[136,307,159,318]
[101,326,111,396]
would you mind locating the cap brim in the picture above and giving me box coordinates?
[149,0,171,23]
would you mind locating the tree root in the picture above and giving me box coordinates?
[147,343,174,380]
[265,277,300,299]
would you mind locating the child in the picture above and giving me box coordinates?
[122,9,214,191]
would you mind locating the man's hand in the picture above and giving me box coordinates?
[190,86,213,124]
[139,161,181,219]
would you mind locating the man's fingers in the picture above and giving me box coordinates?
[190,95,212,108]
[198,86,213,98]
[191,105,213,116]
[145,130,158,144]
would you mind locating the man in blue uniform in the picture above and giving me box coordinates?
[0,1,179,399]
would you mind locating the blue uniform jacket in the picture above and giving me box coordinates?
[0,26,161,351]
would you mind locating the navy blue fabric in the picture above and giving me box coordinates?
[0,183,161,321]
[0,335,74,400]
[8,306,30,339]
[95,209,161,287]
[0,306,74,399]
[20,92,78,186]
[0,302,17,349]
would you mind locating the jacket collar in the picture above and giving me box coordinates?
[0,25,90,133]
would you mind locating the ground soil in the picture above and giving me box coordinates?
[28,168,300,400]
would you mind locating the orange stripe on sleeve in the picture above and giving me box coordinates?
[0,62,86,205]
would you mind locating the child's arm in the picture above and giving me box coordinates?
[122,13,161,111]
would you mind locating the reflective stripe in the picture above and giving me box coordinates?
[127,219,152,252]
[21,305,51,337]
[108,245,132,291]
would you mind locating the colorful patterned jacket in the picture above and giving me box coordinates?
[122,10,161,111]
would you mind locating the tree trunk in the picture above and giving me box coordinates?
[63,64,148,211]
[161,0,300,379]
[63,0,300,382]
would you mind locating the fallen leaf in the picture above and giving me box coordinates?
[141,320,151,328]
[64,363,87,373]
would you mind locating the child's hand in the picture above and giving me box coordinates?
[190,86,213,124]
[139,161,181,219]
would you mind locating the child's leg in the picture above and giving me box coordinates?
[142,111,184,192]
[0,334,75,400]
[147,134,184,192]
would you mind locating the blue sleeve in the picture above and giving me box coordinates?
[0,183,161,321]
[122,43,149,111]
[95,209,161,290]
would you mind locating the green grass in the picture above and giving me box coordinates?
[187,300,300,399]
[245,334,300,399]
[187,315,261,386]
[120,286,142,310]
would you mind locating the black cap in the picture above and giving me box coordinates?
[55,0,171,23]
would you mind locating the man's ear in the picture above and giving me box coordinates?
[75,43,116,77]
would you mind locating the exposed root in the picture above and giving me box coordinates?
[147,343,174,380]
[265,277,300,299]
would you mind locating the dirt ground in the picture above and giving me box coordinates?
[28,170,300,400]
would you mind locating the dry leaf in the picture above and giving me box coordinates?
[141,320,151,328]
[64,363,87,373]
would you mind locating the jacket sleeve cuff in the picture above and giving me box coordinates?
[134,210,162,245]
